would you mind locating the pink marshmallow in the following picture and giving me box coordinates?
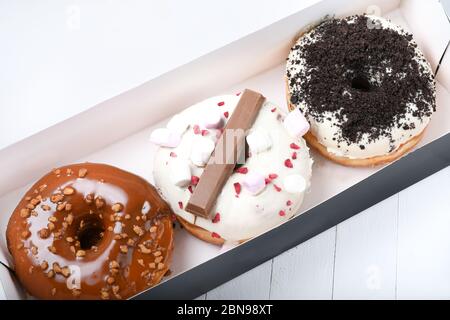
[242,172,266,195]
[200,108,223,129]
[283,109,310,138]
[150,128,181,148]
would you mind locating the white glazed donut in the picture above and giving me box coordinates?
[152,94,313,243]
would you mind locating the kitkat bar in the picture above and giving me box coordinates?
[185,89,266,218]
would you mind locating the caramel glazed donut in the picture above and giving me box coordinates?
[6,163,174,299]
[151,94,313,244]
[286,15,436,166]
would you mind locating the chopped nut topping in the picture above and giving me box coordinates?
[101,290,109,300]
[153,251,162,257]
[120,233,128,239]
[48,245,57,253]
[92,245,98,252]
[41,204,51,211]
[30,198,41,206]
[56,202,66,211]
[47,270,55,278]
[114,234,122,240]
[137,259,145,267]
[155,256,163,264]
[16,243,24,250]
[21,230,31,239]
[124,214,131,220]
[107,226,113,232]
[133,225,144,236]
[31,210,38,217]
[78,168,88,178]
[70,246,76,254]
[28,266,34,274]
[66,214,74,225]
[109,261,120,269]
[26,203,35,210]
[65,203,72,211]
[157,262,165,270]
[119,245,128,254]
[48,216,57,222]
[40,261,48,270]
[61,267,71,277]
[127,238,135,246]
[138,244,151,254]
[38,228,50,239]
[149,226,157,233]
[111,203,123,213]
[38,184,47,192]
[76,250,86,257]
[51,288,57,296]
[25,196,31,201]
[20,208,30,218]
[54,169,61,175]
[63,187,75,195]
[51,193,64,203]
[106,276,115,284]
[66,168,74,176]
[72,289,81,297]
[112,285,120,295]
[148,262,156,269]
[141,270,150,277]
[136,216,141,221]
[66,237,74,243]
[95,197,105,209]
[47,222,55,231]
[31,246,38,255]
[53,262,62,273]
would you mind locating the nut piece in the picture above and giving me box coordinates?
[40,261,49,270]
[63,187,75,195]
[138,244,151,254]
[21,230,31,239]
[76,250,86,257]
[61,266,71,277]
[133,225,144,236]
[38,228,50,239]
[149,226,157,233]
[20,208,31,218]
[119,245,128,254]
[51,193,64,203]
[95,197,105,209]
[78,168,88,178]
[111,203,123,213]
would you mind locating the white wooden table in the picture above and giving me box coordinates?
[1,0,449,300]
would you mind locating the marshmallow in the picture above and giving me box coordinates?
[242,172,266,195]
[190,137,215,167]
[170,158,192,187]
[167,114,190,135]
[150,128,181,148]
[283,108,310,138]
[199,108,223,129]
[282,174,307,193]
[246,130,272,154]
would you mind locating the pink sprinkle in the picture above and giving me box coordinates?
[279,210,286,217]
[171,214,177,222]
[265,178,271,185]
[290,143,300,150]
[212,232,221,238]
[234,182,241,195]
[169,152,177,157]
[223,111,229,118]
[284,159,293,168]
[217,101,225,107]
[193,125,201,135]
[178,201,183,209]
[292,152,297,160]
[236,92,241,96]
[191,175,200,186]
[286,200,292,206]
[201,129,209,136]
[271,108,276,113]
[212,213,221,223]
[188,186,193,194]
[268,173,278,180]
[235,167,248,174]
[274,184,282,192]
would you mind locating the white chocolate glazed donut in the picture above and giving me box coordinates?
[152,94,313,242]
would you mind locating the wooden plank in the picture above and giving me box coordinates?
[333,195,398,299]
[397,167,450,299]
[270,227,336,299]
[206,260,272,300]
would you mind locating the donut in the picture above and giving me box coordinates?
[286,15,436,166]
[151,93,313,244]
[6,163,174,299]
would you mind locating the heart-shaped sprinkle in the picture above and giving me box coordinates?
[212,232,221,238]
[279,210,286,216]
[212,213,221,223]
[233,182,241,195]
[191,175,200,186]
[235,167,248,174]
[273,184,282,192]
[178,201,183,209]
[290,143,300,150]
[284,159,293,168]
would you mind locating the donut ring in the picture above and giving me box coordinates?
[286,15,435,166]
[6,163,174,299]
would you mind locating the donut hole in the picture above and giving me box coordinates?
[351,75,372,92]
[77,216,105,250]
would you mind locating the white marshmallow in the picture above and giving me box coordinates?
[246,130,272,154]
[170,158,192,187]
[282,174,307,193]
[283,108,310,138]
[150,128,181,148]
[167,113,190,135]
[199,107,223,129]
[190,137,215,167]
[242,172,266,195]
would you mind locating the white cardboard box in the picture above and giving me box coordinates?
[0,0,448,299]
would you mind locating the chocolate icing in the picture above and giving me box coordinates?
[7,163,174,300]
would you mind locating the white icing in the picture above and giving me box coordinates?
[153,95,313,241]
[287,15,435,159]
